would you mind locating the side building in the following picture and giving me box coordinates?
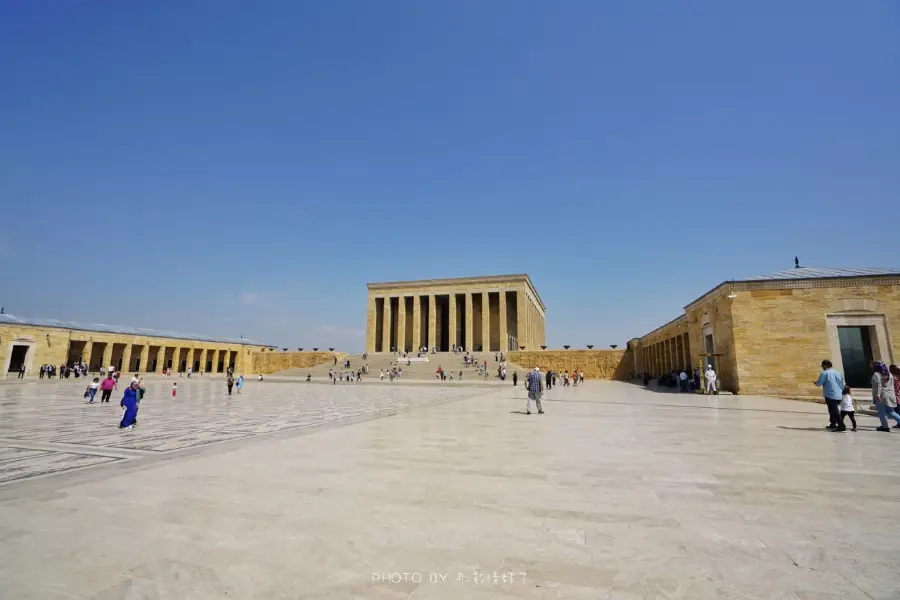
[1,314,273,378]
[632,267,900,398]
[366,274,546,353]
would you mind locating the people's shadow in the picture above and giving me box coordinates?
[777,425,879,433]
[509,410,530,415]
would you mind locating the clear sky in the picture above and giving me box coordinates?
[1,1,897,351]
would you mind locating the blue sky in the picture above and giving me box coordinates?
[1,1,897,350]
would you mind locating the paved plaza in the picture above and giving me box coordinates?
[1,378,899,599]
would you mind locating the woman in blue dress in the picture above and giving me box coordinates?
[119,382,139,429]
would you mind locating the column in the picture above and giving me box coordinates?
[82,341,93,368]
[499,291,508,352]
[397,297,407,353]
[517,291,526,350]
[366,295,376,353]
[465,292,474,352]
[412,296,421,352]
[199,349,207,373]
[157,346,165,371]
[381,298,392,352]
[428,294,437,351]
[121,345,133,373]
[101,342,113,371]
[481,291,490,352]
[448,294,457,350]
[137,344,148,372]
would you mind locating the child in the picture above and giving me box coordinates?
[839,385,856,432]
[172,382,177,398]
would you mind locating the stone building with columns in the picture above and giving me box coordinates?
[0,314,273,378]
[631,267,900,398]
[366,274,546,353]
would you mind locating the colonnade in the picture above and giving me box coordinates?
[369,288,545,354]
[641,332,691,376]
[74,340,240,374]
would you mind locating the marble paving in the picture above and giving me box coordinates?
[0,379,899,599]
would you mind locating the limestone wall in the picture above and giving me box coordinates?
[250,351,341,375]
[507,350,628,380]
[730,284,900,397]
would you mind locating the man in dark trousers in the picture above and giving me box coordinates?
[814,359,845,430]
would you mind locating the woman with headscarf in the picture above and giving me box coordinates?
[119,381,140,430]
[872,361,900,432]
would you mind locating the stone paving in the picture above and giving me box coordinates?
[0,379,899,599]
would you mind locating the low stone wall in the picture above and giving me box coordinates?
[250,351,340,375]
[507,350,628,380]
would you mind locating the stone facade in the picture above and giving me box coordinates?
[366,274,546,354]
[1,320,270,378]
[250,351,343,375]
[633,270,900,398]
[508,349,628,380]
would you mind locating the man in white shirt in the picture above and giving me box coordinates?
[705,366,718,395]
[109,364,116,376]
[679,370,688,392]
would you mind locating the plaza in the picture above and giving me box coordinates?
[1,377,899,599]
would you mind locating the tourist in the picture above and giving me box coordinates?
[579,371,584,384]
[100,375,116,402]
[119,382,139,430]
[705,365,718,395]
[187,366,192,378]
[814,360,843,430]
[172,382,177,398]
[513,371,518,387]
[306,374,311,382]
[39,365,45,379]
[838,385,856,432]
[85,377,100,403]
[525,367,544,415]
[380,369,385,381]
[872,361,900,432]
[692,368,701,391]
[257,373,263,381]
[226,374,235,395]
[679,370,688,392]
[545,369,552,390]
[236,375,244,394]
[17,363,25,379]
[108,364,116,379]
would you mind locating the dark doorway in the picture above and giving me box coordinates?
[7,345,29,373]
[839,326,874,388]
[436,295,450,352]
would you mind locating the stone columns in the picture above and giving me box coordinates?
[517,290,527,350]
[481,291,490,352]
[448,294,457,350]
[428,295,437,351]
[465,293,474,352]
[397,297,407,353]
[412,296,421,351]
[199,349,207,373]
[366,296,376,353]
[101,343,113,371]
[136,345,147,372]
[82,341,93,367]
[122,345,133,373]
[156,346,165,371]
[382,298,392,353]
[499,291,508,352]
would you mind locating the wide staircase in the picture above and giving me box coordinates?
[276,352,529,381]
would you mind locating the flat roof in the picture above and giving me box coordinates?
[0,314,272,347]
[367,274,545,311]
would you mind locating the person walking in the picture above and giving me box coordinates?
[872,361,900,432]
[226,374,235,395]
[119,382,139,430]
[100,375,116,402]
[86,377,100,403]
[679,370,688,392]
[838,385,857,432]
[512,371,518,387]
[814,360,844,430]
[236,375,244,395]
[17,363,25,379]
[545,369,553,391]
[525,367,544,415]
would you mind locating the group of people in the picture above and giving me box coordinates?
[39,362,91,379]
[331,368,363,383]
[815,359,900,432]
[639,366,718,394]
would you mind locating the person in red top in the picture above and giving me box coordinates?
[99,375,116,403]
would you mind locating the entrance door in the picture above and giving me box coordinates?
[838,326,873,388]
[7,345,29,372]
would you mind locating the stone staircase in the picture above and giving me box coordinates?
[277,352,528,381]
